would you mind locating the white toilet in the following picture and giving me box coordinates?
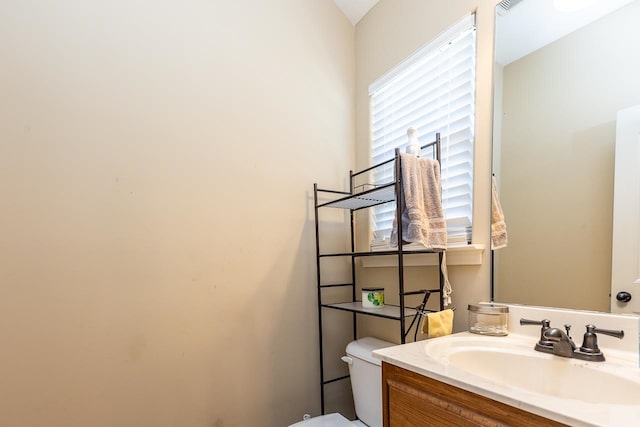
[289,337,394,427]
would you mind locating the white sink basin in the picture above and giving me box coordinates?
[424,335,640,405]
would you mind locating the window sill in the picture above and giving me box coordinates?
[360,244,485,268]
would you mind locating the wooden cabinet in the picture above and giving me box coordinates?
[382,362,568,427]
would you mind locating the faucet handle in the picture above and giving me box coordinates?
[520,318,553,351]
[520,318,551,328]
[580,324,624,350]
[577,324,625,361]
[591,325,624,339]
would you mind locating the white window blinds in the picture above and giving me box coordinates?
[369,15,476,246]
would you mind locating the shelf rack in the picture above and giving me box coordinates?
[313,133,445,415]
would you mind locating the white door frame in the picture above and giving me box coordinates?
[611,104,640,314]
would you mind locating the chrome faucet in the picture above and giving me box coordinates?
[520,318,624,362]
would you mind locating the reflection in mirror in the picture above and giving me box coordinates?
[491,0,640,312]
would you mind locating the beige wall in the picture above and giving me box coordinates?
[494,1,640,311]
[0,1,354,426]
[1,0,504,424]
[354,0,498,335]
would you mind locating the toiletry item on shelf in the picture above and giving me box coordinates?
[406,127,420,156]
[370,237,390,251]
[362,287,384,308]
[421,309,454,338]
[468,303,509,336]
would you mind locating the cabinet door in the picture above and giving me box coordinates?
[382,363,567,427]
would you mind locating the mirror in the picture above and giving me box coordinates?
[491,0,640,312]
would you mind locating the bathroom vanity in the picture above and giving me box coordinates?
[382,362,565,426]
[374,304,640,427]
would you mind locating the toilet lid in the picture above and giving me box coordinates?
[288,413,357,427]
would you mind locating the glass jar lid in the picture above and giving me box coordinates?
[468,303,509,314]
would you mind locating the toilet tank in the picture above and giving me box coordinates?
[344,337,394,427]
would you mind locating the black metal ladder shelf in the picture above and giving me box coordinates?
[313,133,446,415]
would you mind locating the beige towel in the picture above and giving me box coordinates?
[491,176,508,250]
[390,153,447,249]
[421,309,454,338]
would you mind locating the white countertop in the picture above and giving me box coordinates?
[373,332,640,427]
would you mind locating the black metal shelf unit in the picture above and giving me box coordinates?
[313,133,445,415]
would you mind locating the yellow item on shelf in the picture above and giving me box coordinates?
[421,309,454,338]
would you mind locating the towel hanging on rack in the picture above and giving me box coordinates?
[390,152,447,250]
[421,308,454,338]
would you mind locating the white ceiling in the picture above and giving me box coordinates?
[333,0,379,25]
[333,0,633,56]
[496,0,634,65]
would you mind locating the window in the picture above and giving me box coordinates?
[369,15,476,247]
